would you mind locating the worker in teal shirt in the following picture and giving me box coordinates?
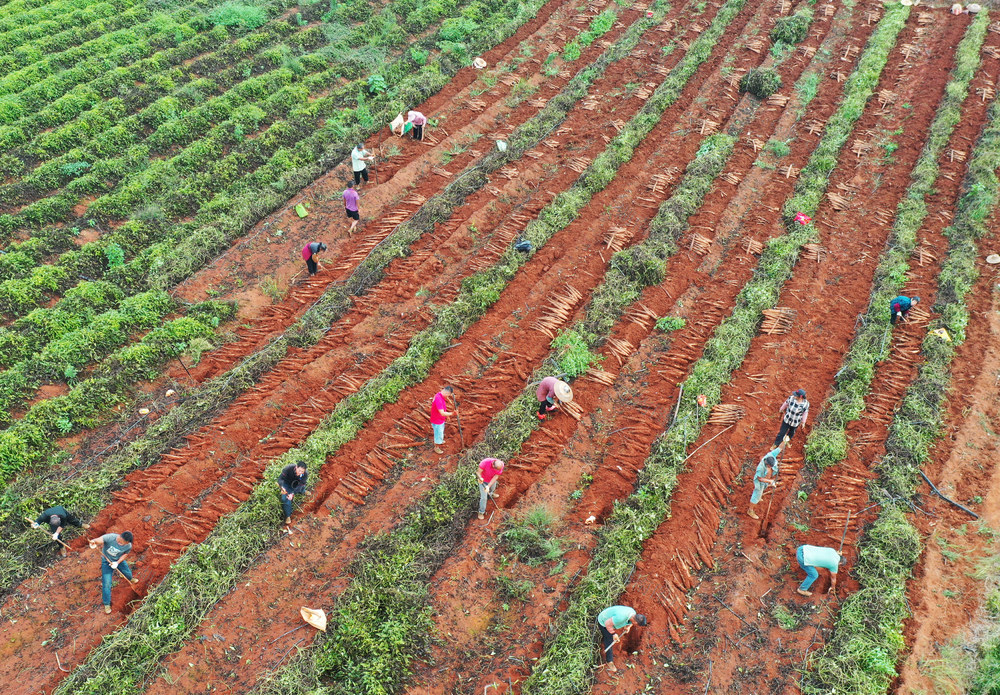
[748,440,785,519]
[596,605,647,672]
[796,544,842,596]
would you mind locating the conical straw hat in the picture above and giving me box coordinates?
[300,606,327,631]
[555,380,573,403]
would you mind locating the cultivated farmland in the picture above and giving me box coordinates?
[1,0,1000,693]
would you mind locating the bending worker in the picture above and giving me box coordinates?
[795,544,843,597]
[89,530,138,613]
[32,505,89,555]
[277,461,308,525]
[535,376,573,421]
[596,605,647,672]
[747,439,785,520]
[302,241,326,276]
[405,108,427,140]
[890,295,920,325]
[477,458,505,520]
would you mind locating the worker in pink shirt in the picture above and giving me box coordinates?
[477,458,505,520]
[405,109,427,140]
[343,181,360,234]
[429,385,454,454]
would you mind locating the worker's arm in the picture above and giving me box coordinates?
[603,618,618,634]
[829,570,838,592]
[778,399,788,414]
[88,536,105,549]
[801,407,809,427]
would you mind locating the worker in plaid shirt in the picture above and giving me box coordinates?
[774,389,809,447]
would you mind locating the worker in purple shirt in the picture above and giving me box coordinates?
[343,181,360,234]
[535,376,573,421]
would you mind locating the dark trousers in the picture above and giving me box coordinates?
[412,124,423,140]
[598,624,616,662]
[279,491,296,518]
[537,400,556,417]
[890,309,908,325]
[353,168,369,185]
[306,256,318,275]
[774,420,798,447]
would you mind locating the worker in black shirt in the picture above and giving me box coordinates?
[32,505,89,556]
[277,462,308,525]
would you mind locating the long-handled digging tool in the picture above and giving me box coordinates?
[757,484,777,539]
[87,540,138,585]
[24,517,73,553]
[454,397,466,449]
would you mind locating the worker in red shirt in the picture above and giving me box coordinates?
[430,385,454,454]
[477,458,505,520]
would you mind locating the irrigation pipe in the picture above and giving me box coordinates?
[918,470,979,519]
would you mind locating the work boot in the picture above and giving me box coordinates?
[608,663,617,673]
[797,589,812,597]
[104,605,111,614]
[536,413,546,421]
[131,578,139,585]
[285,517,292,525]
[434,447,444,454]
[478,513,485,520]
[60,546,67,557]
[747,509,759,520]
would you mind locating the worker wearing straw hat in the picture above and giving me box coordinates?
[32,505,89,556]
[536,376,573,421]
[477,458,505,520]
[596,605,647,672]
[89,531,138,613]
[747,439,785,520]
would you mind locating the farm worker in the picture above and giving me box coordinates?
[88,531,137,613]
[477,458,505,520]
[773,389,809,447]
[747,439,786,520]
[32,505,89,555]
[343,181,360,234]
[795,544,842,597]
[405,109,427,140]
[302,242,326,276]
[277,462,308,525]
[351,143,374,186]
[596,605,647,672]
[430,386,454,455]
[536,377,573,421]
[889,295,920,325]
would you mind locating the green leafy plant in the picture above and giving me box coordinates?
[655,316,686,332]
[770,10,812,45]
[740,67,782,98]
[551,329,603,377]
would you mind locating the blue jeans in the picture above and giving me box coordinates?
[101,558,132,606]
[797,546,818,591]
[479,480,497,514]
[432,422,445,445]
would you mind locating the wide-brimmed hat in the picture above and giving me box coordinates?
[473,57,487,69]
[555,380,573,403]
[300,606,327,631]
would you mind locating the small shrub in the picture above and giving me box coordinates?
[409,46,429,65]
[551,329,603,377]
[208,3,269,31]
[103,243,125,269]
[770,11,812,45]
[182,337,214,366]
[740,68,782,98]
[499,507,564,566]
[655,316,686,332]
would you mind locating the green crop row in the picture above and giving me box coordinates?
[803,41,1000,695]
[50,0,630,687]
[0,0,571,590]
[0,299,236,487]
[0,289,177,428]
[0,0,294,147]
[0,0,131,43]
[522,4,910,692]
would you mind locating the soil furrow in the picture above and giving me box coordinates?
[592,10,971,694]
[0,1,716,692]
